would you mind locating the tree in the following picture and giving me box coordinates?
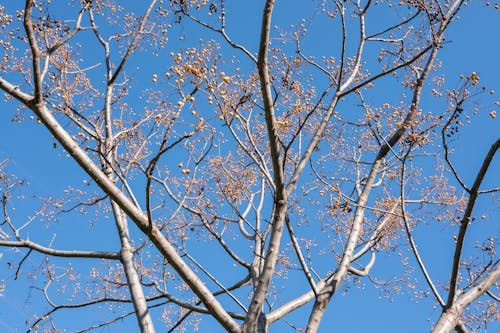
[0,0,498,332]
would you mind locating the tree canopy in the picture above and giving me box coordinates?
[0,1,498,332]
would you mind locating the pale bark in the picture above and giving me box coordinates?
[0,0,495,331]
[111,202,155,333]
[0,240,120,259]
[243,1,285,331]
[431,265,500,333]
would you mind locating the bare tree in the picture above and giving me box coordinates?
[0,1,498,332]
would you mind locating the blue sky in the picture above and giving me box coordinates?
[0,1,499,332]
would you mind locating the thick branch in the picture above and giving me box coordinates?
[432,265,500,333]
[0,239,120,259]
[0,75,34,104]
[111,202,155,333]
[244,1,287,331]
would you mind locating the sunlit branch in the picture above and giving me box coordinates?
[0,240,120,259]
[111,113,154,143]
[150,280,243,319]
[219,0,257,63]
[351,203,399,261]
[339,3,366,92]
[443,0,466,30]
[39,4,89,83]
[254,177,266,235]
[477,187,500,194]
[306,150,384,330]
[285,84,335,153]
[151,174,201,217]
[151,151,252,267]
[432,265,500,333]
[286,94,339,194]
[9,63,239,333]
[57,104,100,141]
[285,0,370,195]
[0,75,34,104]
[266,279,326,324]
[245,0,289,329]
[241,120,275,190]
[257,0,284,193]
[111,201,155,332]
[348,251,376,276]
[71,310,137,333]
[0,0,495,331]
[378,130,404,161]
[336,2,347,89]
[309,160,401,221]
[86,146,142,209]
[456,321,471,333]
[238,193,257,240]
[2,195,43,238]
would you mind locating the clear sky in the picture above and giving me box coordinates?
[0,1,498,332]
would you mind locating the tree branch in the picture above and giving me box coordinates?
[0,240,120,259]
[244,1,287,331]
[446,138,500,306]
[432,265,500,333]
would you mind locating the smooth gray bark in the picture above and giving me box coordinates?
[431,265,500,333]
